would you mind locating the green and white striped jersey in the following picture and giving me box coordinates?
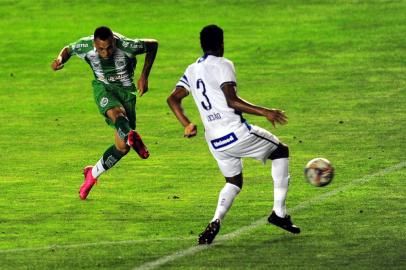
[68,32,146,87]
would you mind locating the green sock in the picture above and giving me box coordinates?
[102,145,126,170]
[114,116,132,141]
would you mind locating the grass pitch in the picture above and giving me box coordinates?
[0,0,405,269]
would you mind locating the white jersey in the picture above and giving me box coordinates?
[176,55,250,151]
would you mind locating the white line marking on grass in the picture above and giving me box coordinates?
[0,236,194,254]
[133,161,406,270]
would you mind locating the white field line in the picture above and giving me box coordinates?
[133,161,406,270]
[0,236,194,254]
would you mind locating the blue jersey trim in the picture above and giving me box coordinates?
[234,110,247,123]
[198,54,209,63]
[179,79,190,87]
[244,121,251,130]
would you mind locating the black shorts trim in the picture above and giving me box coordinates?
[220,81,237,89]
[251,132,279,147]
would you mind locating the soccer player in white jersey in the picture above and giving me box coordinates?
[167,25,300,245]
[51,26,158,200]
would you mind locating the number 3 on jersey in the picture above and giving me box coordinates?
[197,79,212,110]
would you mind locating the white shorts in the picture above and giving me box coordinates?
[209,125,280,177]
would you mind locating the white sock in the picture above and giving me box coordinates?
[91,158,106,179]
[212,183,241,222]
[272,158,290,217]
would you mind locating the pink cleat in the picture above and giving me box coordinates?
[128,130,150,159]
[79,166,97,200]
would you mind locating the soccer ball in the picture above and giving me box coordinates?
[304,158,334,187]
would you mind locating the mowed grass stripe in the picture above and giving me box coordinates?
[0,236,195,254]
[1,161,403,259]
[133,161,406,270]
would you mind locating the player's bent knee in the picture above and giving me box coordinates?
[225,173,243,189]
[269,143,289,160]
[116,144,130,155]
[106,107,127,123]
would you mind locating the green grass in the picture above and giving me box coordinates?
[0,0,405,269]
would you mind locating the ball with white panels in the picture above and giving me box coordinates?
[304,158,334,187]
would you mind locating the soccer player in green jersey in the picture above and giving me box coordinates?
[51,26,158,200]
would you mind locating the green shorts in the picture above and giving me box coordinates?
[92,80,137,129]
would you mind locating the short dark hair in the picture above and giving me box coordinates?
[200,25,223,52]
[94,26,113,40]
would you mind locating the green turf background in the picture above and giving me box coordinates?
[0,0,405,269]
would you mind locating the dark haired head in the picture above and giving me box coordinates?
[94,26,113,40]
[200,25,224,55]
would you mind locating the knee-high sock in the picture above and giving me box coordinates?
[91,145,126,179]
[272,158,290,217]
[212,183,241,222]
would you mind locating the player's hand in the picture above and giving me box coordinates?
[137,76,148,97]
[265,109,287,128]
[184,123,197,138]
[51,58,64,71]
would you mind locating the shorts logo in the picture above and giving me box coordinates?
[100,97,109,107]
[211,132,238,149]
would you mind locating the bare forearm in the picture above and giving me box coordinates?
[140,41,158,78]
[167,96,192,127]
[221,83,287,126]
[222,83,267,116]
[57,46,71,64]
[229,96,287,126]
[228,97,268,116]
[51,46,71,71]
[167,87,197,138]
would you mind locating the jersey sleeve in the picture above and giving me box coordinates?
[116,35,146,56]
[218,60,237,89]
[67,36,93,59]
[175,67,191,92]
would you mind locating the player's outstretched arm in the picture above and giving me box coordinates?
[137,39,158,97]
[167,86,197,138]
[51,46,71,71]
[221,83,287,127]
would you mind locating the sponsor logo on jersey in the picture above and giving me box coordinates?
[75,43,89,49]
[96,75,106,81]
[121,40,142,50]
[211,132,238,149]
[100,97,109,107]
[108,74,128,82]
[130,43,142,49]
